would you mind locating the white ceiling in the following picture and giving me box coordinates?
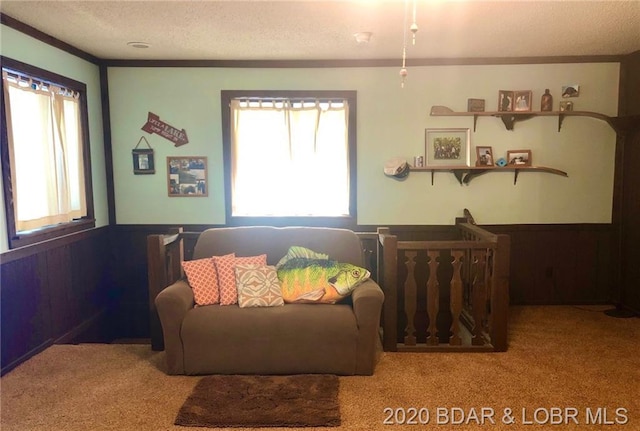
[1,0,639,61]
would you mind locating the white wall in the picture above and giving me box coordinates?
[108,62,619,226]
[0,25,109,252]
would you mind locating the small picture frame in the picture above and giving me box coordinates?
[467,98,485,112]
[132,136,155,174]
[513,90,532,112]
[475,146,494,167]
[425,128,471,167]
[498,90,514,112]
[507,150,532,166]
[562,84,580,98]
[132,149,155,174]
[559,101,574,112]
[167,157,208,197]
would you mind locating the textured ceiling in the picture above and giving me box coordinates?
[1,0,639,61]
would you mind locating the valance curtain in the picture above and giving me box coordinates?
[2,72,86,232]
[230,99,349,216]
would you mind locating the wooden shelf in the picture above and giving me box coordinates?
[430,105,619,133]
[410,165,568,185]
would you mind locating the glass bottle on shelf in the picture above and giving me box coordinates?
[541,89,553,111]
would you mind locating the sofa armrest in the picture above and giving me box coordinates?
[155,279,194,374]
[351,279,384,375]
[352,280,385,327]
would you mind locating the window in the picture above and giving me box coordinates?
[1,57,94,249]
[221,90,356,226]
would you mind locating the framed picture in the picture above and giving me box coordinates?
[425,128,471,167]
[559,101,574,112]
[507,150,532,166]
[132,148,155,174]
[167,157,208,197]
[475,146,494,167]
[562,84,580,98]
[513,90,532,112]
[498,90,514,112]
[467,98,485,112]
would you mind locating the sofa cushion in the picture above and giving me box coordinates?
[235,264,284,308]
[181,303,359,375]
[215,254,268,305]
[192,227,365,268]
[182,257,219,306]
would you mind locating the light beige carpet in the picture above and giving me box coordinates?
[1,306,638,431]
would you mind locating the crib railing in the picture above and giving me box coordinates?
[377,222,510,352]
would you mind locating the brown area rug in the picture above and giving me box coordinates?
[174,374,341,428]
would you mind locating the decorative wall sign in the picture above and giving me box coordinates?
[132,136,155,174]
[141,112,189,147]
[167,157,208,197]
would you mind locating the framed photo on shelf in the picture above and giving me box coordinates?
[559,101,574,112]
[467,98,485,112]
[498,90,514,112]
[562,84,580,98]
[167,156,208,197]
[514,90,533,112]
[507,150,532,166]
[475,146,494,166]
[425,128,471,167]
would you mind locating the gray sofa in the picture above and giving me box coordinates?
[155,226,384,376]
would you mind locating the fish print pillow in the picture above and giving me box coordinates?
[276,247,370,304]
[276,245,329,267]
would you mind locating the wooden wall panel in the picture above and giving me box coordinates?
[620,128,640,312]
[110,226,170,339]
[618,51,640,313]
[44,245,74,337]
[485,225,615,304]
[0,227,112,375]
[0,255,52,370]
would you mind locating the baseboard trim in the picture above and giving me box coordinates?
[55,308,110,344]
[1,339,53,376]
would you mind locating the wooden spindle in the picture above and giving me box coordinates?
[471,249,488,345]
[380,229,398,352]
[403,251,418,346]
[449,250,464,346]
[426,250,440,345]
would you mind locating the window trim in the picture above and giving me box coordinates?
[1,56,95,249]
[220,90,357,228]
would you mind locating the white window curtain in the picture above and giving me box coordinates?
[230,99,350,216]
[2,72,86,232]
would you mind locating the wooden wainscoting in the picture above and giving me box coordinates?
[484,224,616,304]
[110,223,617,342]
[0,227,112,375]
[110,224,215,340]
